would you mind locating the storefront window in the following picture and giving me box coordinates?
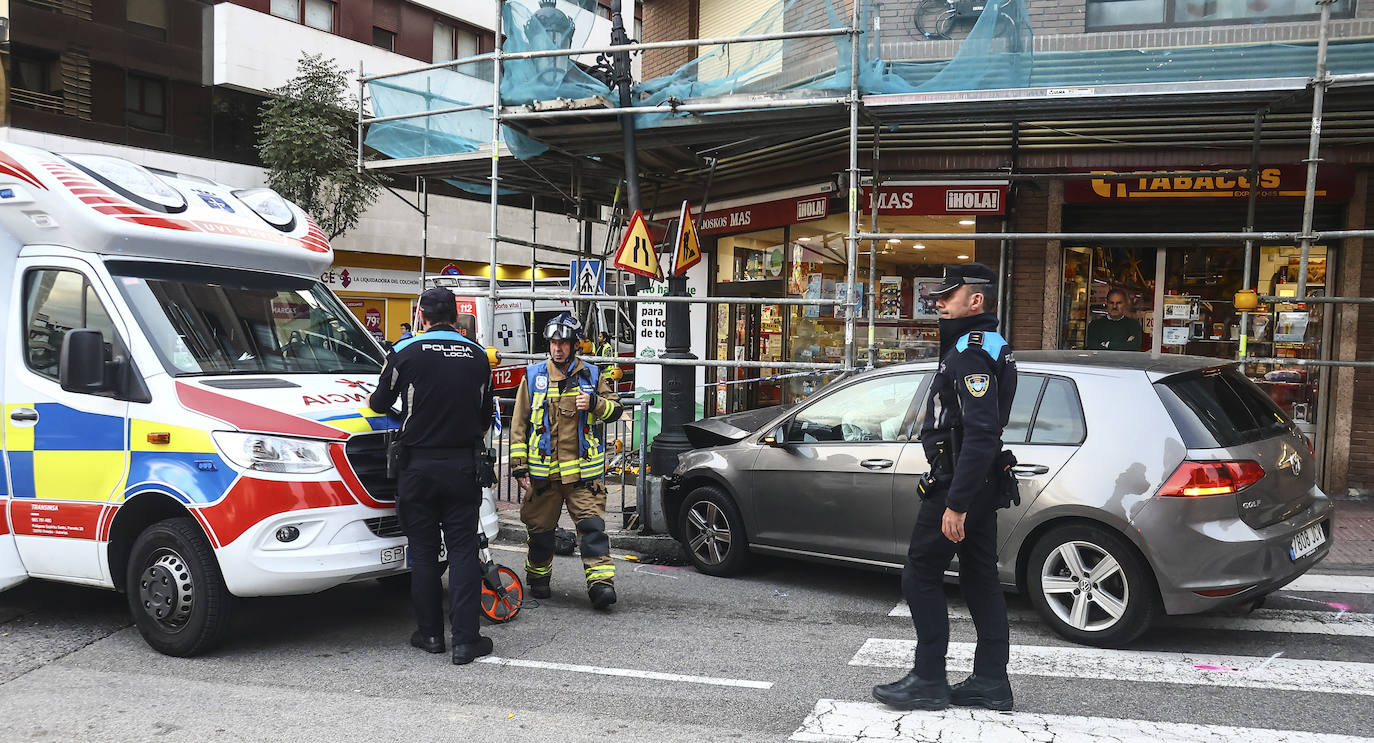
[1060,243,1332,436]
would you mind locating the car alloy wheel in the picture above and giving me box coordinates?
[1026,522,1157,647]
[678,485,750,576]
[1039,540,1129,633]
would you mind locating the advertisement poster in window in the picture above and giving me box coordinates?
[804,273,823,318]
[913,279,943,320]
[879,276,902,319]
[834,282,864,320]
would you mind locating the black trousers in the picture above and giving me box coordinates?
[901,490,1009,681]
[397,452,481,643]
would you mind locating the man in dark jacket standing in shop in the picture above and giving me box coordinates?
[873,262,1018,711]
[370,287,495,665]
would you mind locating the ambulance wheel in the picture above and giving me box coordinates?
[126,518,234,657]
[481,566,523,623]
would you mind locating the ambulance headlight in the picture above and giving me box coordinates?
[234,188,297,232]
[212,432,334,474]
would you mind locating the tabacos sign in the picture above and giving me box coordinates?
[1064,164,1354,202]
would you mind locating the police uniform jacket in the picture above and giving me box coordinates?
[368,324,494,450]
[919,312,1017,514]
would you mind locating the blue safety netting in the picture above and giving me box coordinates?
[364,0,1374,168]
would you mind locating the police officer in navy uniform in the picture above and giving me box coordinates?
[369,287,496,665]
[873,262,1018,711]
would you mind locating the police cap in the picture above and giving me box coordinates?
[928,262,997,297]
[418,287,457,315]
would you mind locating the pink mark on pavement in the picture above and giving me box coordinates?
[1193,664,1237,672]
[1329,602,1352,612]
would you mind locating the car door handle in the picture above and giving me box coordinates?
[860,459,894,470]
[1011,463,1050,477]
[9,407,38,423]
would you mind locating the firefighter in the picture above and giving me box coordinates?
[509,312,624,609]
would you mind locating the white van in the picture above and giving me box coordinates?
[428,275,635,394]
[0,143,412,656]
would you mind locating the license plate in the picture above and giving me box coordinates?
[1290,523,1326,561]
[380,546,405,564]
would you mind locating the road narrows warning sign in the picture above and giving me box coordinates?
[673,201,702,276]
[612,210,662,281]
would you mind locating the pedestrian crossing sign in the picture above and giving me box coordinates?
[612,210,662,281]
[570,259,604,295]
[672,201,702,276]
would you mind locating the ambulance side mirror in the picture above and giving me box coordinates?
[60,329,111,394]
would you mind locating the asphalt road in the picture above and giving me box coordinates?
[2,546,1372,742]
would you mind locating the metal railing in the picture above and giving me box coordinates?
[489,396,652,530]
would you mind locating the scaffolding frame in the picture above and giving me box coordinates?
[356,0,1374,384]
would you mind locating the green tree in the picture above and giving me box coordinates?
[257,53,382,240]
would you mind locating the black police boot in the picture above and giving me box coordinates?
[950,674,1014,711]
[872,670,950,711]
[588,582,617,610]
[528,573,552,600]
[409,630,445,654]
[451,635,494,665]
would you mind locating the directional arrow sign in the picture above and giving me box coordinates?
[612,209,662,281]
[672,201,702,276]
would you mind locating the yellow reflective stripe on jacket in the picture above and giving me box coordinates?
[524,373,607,480]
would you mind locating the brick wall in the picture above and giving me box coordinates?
[641,0,695,80]
[1006,182,1050,348]
[1347,174,1374,493]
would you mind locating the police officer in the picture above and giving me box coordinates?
[873,263,1018,711]
[509,312,624,609]
[369,287,495,665]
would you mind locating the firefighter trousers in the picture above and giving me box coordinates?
[521,478,615,587]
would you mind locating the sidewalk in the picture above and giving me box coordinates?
[491,487,1374,573]
[1328,496,1374,570]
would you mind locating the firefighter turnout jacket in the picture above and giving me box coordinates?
[509,356,623,483]
[918,312,1017,514]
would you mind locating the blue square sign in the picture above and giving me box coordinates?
[570,259,605,294]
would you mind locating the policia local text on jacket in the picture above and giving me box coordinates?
[509,314,624,609]
[369,287,495,664]
[873,263,1018,712]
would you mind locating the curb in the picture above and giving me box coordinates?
[495,517,686,565]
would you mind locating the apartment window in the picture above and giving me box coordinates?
[1086,0,1355,29]
[127,0,169,41]
[434,21,482,63]
[373,26,396,51]
[126,74,166,132]
[270,0,336,33]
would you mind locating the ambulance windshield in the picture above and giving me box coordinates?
[108,261,384,376]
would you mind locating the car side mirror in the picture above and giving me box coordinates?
[60,329,110,394]
[761,424,787,446]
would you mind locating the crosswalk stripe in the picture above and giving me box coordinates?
[1285,574,1374,594]
[789,700,1374,742]
[850,639,1374,696]
[476,656,774,689]
[886,601,1374,637]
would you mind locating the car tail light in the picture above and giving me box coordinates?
[1158,460,1265,497]
[1304,435,1315,456]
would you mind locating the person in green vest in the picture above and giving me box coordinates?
[1085,288,1143,351]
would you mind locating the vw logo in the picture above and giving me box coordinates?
[1277,443,1302,477]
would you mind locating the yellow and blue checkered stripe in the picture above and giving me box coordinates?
[125,420,235,505]
[306,408,399,435]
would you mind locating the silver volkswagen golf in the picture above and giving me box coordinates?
[664,351,1333,647]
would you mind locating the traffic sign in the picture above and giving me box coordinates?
[570,259,605,294]
[612,210,662,281]
[672,201,702,276]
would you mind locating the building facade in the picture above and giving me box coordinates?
[630,0,1374,494]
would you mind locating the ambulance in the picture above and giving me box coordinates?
[427,274,636,394]
[0,143,413,656]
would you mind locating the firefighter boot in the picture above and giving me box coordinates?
[527,573,552,599]
[588,582,617,610]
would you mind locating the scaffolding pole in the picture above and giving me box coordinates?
[1296,0,1335,300]
[486,1,503,338]
[843,0,861,371]
[860,230,1374,242]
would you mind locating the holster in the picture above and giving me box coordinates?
[477,447,499,488]
[385,430,406,479]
